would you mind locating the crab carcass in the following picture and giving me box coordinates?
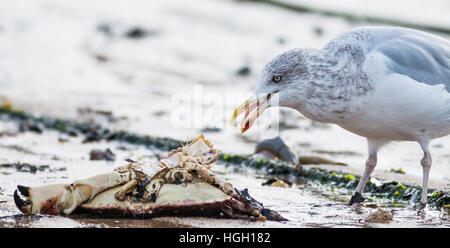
[14,135,286,221]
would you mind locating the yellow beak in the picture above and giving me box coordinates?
[230,93,275,134]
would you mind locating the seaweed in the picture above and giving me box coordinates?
[300,167,450,208]
[1,106,448,208]
[0,162,64,173]
[0,106,181,151]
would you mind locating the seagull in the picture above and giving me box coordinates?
[231,26,450,209]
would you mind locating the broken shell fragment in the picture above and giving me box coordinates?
[262,178,292,188]
[14,134,286,221]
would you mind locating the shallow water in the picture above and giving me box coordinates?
[0,0,449,228]
[0,123,448,228]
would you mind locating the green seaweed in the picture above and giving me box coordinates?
[0,106,448,208]
[0,106,181,151]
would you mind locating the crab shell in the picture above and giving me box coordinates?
[13,134,287,221]
[80,179,281,220]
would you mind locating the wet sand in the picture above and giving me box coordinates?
[0,0,449,227]
[0,122,448,228]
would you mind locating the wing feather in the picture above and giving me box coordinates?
[374,29,450,89]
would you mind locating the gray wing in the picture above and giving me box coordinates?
[374,29,450,90]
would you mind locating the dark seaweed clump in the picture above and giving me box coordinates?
[302,167,450,208]
[220,154,300,176]
[221,154,449,208]
[0,106,181,151]
[236,188,287,221]
[123,27,158,39]
[0,162,58,173]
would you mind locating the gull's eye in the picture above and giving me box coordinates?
[272,75,282,82]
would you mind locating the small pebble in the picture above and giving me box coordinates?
[90,148,116,161]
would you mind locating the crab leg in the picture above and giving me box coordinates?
[114,179,137,201]
[14,171,132,215]
[161,134,221,167]
[184,162,236,197]
[140,169,168,203]
[165,168,193,184]
[142,179,164,203]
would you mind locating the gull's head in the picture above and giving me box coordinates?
[231,48,313,133]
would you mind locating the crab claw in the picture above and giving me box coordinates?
[17,185,30,196]
[13,171,134,215]
[14,184,75,215]
[14,188,32,215]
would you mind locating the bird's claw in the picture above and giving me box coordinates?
[348,192,365,206]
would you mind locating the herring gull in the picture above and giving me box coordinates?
[231,26,450,209]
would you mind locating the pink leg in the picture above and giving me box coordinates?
[419,142,431,208]
[349,139,385,206]
[356,153,377,193]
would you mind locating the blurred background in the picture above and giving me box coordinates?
[0,0,450,206]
